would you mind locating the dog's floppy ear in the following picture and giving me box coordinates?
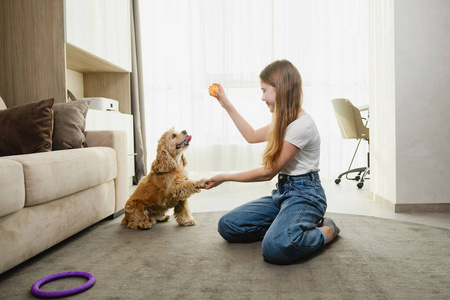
[151,149,177,173]
[181,153,187,167]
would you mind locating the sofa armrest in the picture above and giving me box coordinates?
[85,130,128,215]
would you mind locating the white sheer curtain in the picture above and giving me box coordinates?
[139,0,370,180]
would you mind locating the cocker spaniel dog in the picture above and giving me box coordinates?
[121,128,206,230]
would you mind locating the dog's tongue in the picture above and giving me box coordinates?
[178,135,192,149]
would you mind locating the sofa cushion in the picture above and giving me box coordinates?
[6,147,117,207]
[0,98,54,157]
[52,100,90,150]
[0,159,25,217]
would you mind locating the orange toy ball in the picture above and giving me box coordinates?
[209,84,219,97]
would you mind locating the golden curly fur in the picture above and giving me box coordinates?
[121,128,206,230]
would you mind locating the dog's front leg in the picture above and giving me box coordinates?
[169,179,205,226]
[173,200,195,226]
[169,179,206,200]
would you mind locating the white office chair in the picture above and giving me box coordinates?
[331,98,370,189]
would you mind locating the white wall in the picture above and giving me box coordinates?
[394,0,450,205]
[370,0,450,207]
[369,0,397,205]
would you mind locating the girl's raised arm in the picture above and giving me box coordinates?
[210,83,269,144]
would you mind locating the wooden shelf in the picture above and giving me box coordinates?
[0,0,131,112]
[66,43,129,73]
[84,73,131,114]
[66,43,131,114]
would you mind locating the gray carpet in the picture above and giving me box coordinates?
[0,212,449,300]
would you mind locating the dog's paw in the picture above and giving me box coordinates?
[157,214,170,223]
[128,221,153,230]
[196,179,207,189]
[179,218,196,226]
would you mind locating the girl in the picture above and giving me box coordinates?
[205,60,340,265]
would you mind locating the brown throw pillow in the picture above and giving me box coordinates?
[0,98,54,157]
[52,100,90,150]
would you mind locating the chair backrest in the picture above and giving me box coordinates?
[331,98,369,139]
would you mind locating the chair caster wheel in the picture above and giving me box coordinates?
[357,182,364,189]
[335,178,341,184]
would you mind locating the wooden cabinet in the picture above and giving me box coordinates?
[0,0,66,108]
[0,0,132,114]
[64,0,132,114]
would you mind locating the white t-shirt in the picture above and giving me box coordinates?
[280,114,321,175]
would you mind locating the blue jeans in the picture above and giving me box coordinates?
[218,172,328,265]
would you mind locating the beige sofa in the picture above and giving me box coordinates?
[0,130,128,274]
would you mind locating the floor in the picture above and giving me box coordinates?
[130,179,450,229]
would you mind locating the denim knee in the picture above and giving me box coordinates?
[261,235,299,265]
[261,230,317,265]
[217,215,236,242]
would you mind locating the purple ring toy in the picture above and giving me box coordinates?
[31,271,95,298]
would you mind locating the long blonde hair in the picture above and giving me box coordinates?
[261,60,303,168]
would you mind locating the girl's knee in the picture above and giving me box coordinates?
[217,215,235,242]
[218,213,265,243]
[261,237,298,265]
[218,214,246,242]
[261,230,317,265]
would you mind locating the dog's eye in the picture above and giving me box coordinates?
[172,134,176,139]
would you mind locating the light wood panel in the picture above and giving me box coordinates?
[66,43,130,73]
[84,73,131,114]
[0,0,66,107]
[0,0,132,114]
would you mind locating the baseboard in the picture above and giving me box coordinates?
[394,203,450,213]
[108,209,124,219]
[369,191,450,213]
[369,191,396,211]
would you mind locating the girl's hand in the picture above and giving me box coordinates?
[210,83,232,110]
[204,174,226,190]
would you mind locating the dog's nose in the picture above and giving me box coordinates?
[182,130,187,135]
